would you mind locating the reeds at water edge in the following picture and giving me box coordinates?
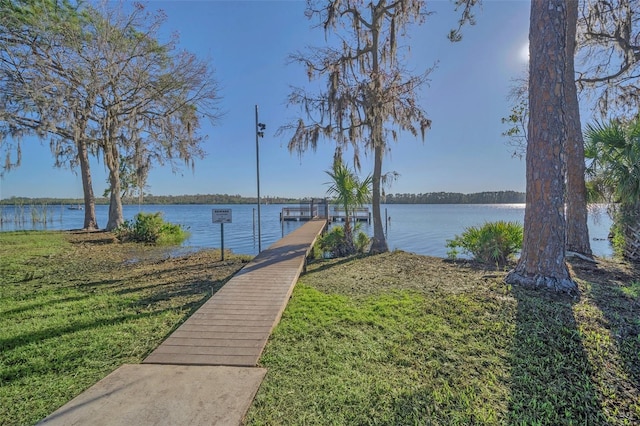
[0,204,63,228]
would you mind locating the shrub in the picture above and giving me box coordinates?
[309,240,324,260]
[317,225,370,258]
[115,212,190,245]
[355,230,370,253]
[608,222,624,258]
[318,226,350,258]
[446,221,523,265]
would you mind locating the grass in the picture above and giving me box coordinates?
[0,231,248,425]
[2,232,639,425]
[246,252,640,425]
[250,286,511,424]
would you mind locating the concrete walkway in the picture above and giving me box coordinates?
[38,220,327,426]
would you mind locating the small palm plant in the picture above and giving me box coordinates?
[325,159,372,256]
[446,221,523,266]
[585,117,640,259]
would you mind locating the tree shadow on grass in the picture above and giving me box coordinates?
[0,302,178,355]
[1,294,90,316]
[508,285,606,425]
[0,309,166,383]
[569,258,640,422]
[1,273,234,385]
[303,255,363,275]
[1,266,241,361]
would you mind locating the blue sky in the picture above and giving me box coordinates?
[1,0,532,200]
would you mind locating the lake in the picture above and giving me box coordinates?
[0,203,614,258]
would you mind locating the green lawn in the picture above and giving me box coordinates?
[2,232,638,425]
[0,231,246,425]
[246,252,640,425]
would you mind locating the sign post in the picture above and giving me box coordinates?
[212,209,232,261]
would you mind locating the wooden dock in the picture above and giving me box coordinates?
[38,219,327,426]
[143,219,327,367]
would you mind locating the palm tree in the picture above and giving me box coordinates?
[325,160,372,255]
[585,117,640,260]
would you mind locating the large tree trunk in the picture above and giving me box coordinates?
[369,143,388,254]
[505,0,576,293]
[106,182,123,231]
[77,138,99,230]
[105,143,124,231]
[77,97,99,231]
[343,201,355,255]
[368,9,388,255]
[564,0,592,257]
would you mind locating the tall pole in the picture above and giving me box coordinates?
[255,105,262,253]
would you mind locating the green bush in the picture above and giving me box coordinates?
[115,212,190,245]
[318,226,350,258]
[355,230,370,253]
[609,221,627,258]
[446,221,523,265]
[318,225,369,258]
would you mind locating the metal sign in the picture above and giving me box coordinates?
[212,208,232,224]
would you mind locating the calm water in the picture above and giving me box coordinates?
[0,203,614,258]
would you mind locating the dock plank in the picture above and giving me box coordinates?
[143,219,326,367]
[157,337,265,348]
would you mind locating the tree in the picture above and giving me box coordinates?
[585,117,640,260]
[577,0,640,120]
[505,0,576,293]
[1,1,221,231]
[86,3,220,230]
[501,1,593,258]
[325,158,372,255]
[102,158,148,202]
[0,0,101,230]
[280,0,438,254]
[565,0,592,258]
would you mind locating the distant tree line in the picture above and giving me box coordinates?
[0,194,301,206]
[1,191,526,206]
[0,197,110,206]
[384,191,526,204]
[131,194,301,205]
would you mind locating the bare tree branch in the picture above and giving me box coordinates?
[576,0,640,118]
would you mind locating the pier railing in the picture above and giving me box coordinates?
[329,207,370,222]
[280,207,317,221]
[280,205,370,223]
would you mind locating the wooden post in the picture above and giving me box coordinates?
[220,223,224,261]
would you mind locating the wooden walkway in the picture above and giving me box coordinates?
[143,219,327,367]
